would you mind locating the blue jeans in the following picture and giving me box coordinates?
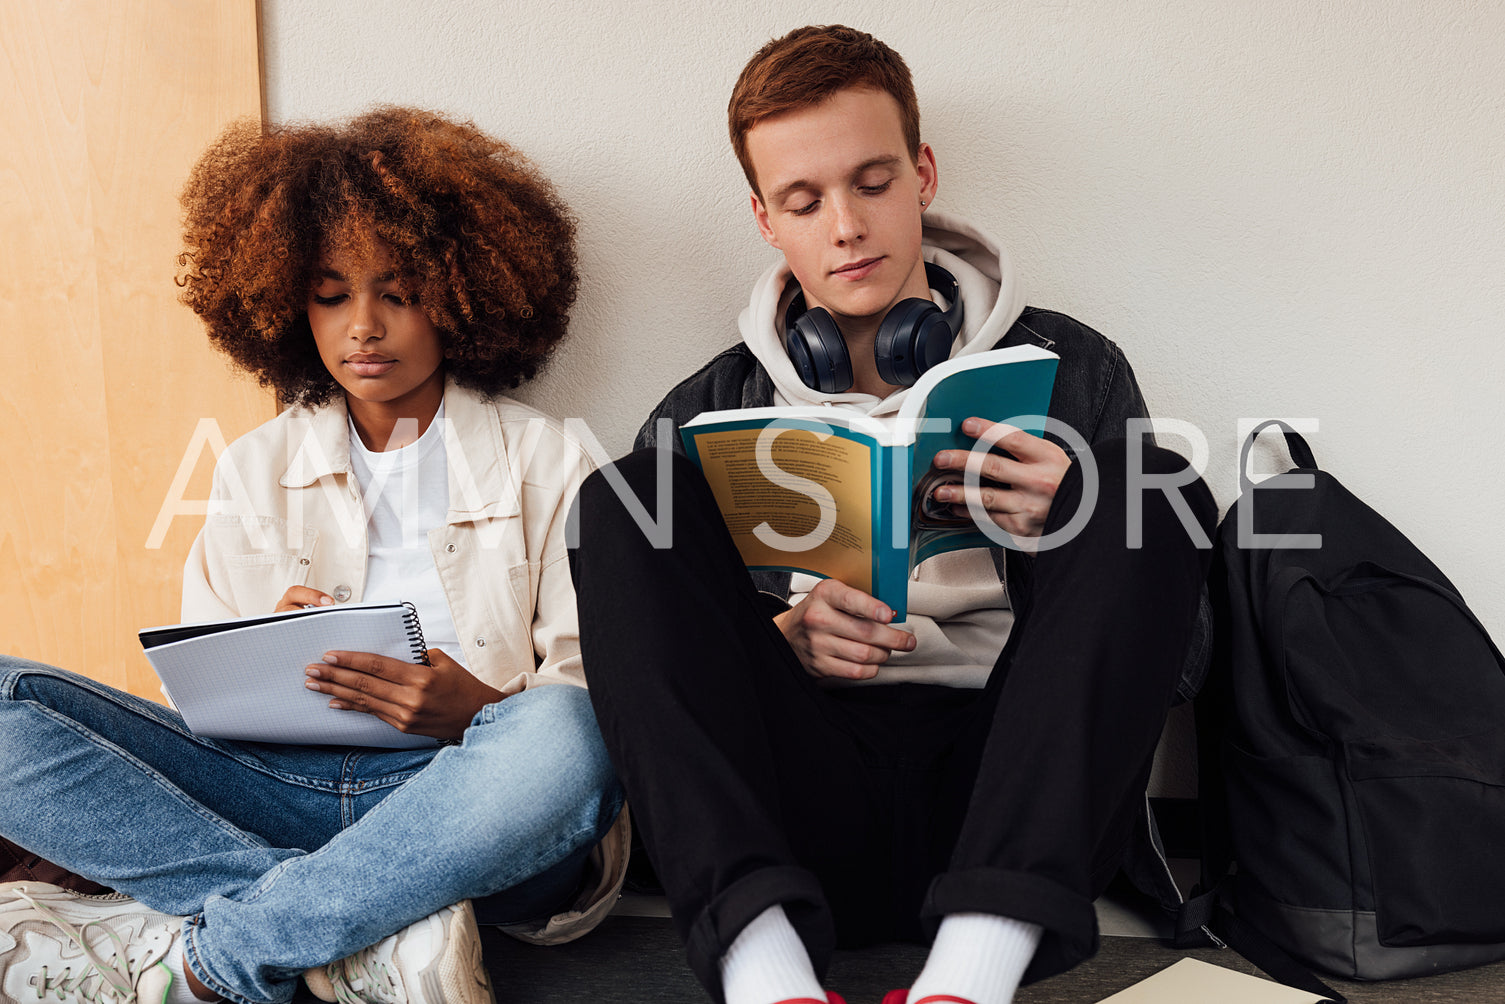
[0,658,623,1004]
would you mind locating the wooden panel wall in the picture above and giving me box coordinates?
[0,1,273,698]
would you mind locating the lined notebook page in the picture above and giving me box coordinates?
[142,603,436,749]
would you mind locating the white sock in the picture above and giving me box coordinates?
[719,904,825,1004]
[162,942,208,1004]
[906,912,1042,1004]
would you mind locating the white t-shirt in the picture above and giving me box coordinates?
[347,403,466,667]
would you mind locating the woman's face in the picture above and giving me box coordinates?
[306,238,445,426]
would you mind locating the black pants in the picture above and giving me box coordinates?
[569,441,1215,1000]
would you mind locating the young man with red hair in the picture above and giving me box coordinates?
[570,25,1214,1004]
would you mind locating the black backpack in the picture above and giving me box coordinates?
[1175,422,1505,1000]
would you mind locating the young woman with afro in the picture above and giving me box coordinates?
[0,107,625,1004]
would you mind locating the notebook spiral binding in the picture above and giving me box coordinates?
[401,601,432,665]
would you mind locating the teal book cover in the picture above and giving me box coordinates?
[681,345,1058,619]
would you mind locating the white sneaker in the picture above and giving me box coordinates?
[0,882,181,1004]
[303,901,493,1004]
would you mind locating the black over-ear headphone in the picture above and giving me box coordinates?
[783,262,964,393]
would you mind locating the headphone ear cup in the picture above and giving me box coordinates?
[874,298,945,387]
[912,310,957,375]
[786,306,853,394]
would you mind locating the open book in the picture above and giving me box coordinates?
[680,345,1058,619]
[140,602,438,749]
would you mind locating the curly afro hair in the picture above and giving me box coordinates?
[178,107,578,406]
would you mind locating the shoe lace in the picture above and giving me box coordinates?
[13,891,171,1004]
[325,944,400,1004]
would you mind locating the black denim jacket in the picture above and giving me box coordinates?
[634,306,1212,704]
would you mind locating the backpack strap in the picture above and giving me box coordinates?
[1240,420,1318,497]
[1215,906,1348,1002]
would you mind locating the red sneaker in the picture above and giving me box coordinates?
[774,996,846,1004]
[881,995,978,1004]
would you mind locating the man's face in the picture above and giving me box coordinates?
[747,87,938,331]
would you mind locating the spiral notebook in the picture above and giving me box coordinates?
[140,602,437,749]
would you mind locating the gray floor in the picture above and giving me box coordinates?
[479,908,1505,1003]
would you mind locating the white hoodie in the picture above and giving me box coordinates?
[738,210,1028,688]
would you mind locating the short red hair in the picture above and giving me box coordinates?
[728,25,921,197]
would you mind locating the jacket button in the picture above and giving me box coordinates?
[446,543,457,553]
[332,585,352,602]
[299,557,310,566]
[474,638,485,648]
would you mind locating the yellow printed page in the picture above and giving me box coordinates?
[693,427,874,593]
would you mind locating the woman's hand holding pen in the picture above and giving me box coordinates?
[275,586,335,612]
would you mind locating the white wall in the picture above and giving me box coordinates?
[264,0,1505,651]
